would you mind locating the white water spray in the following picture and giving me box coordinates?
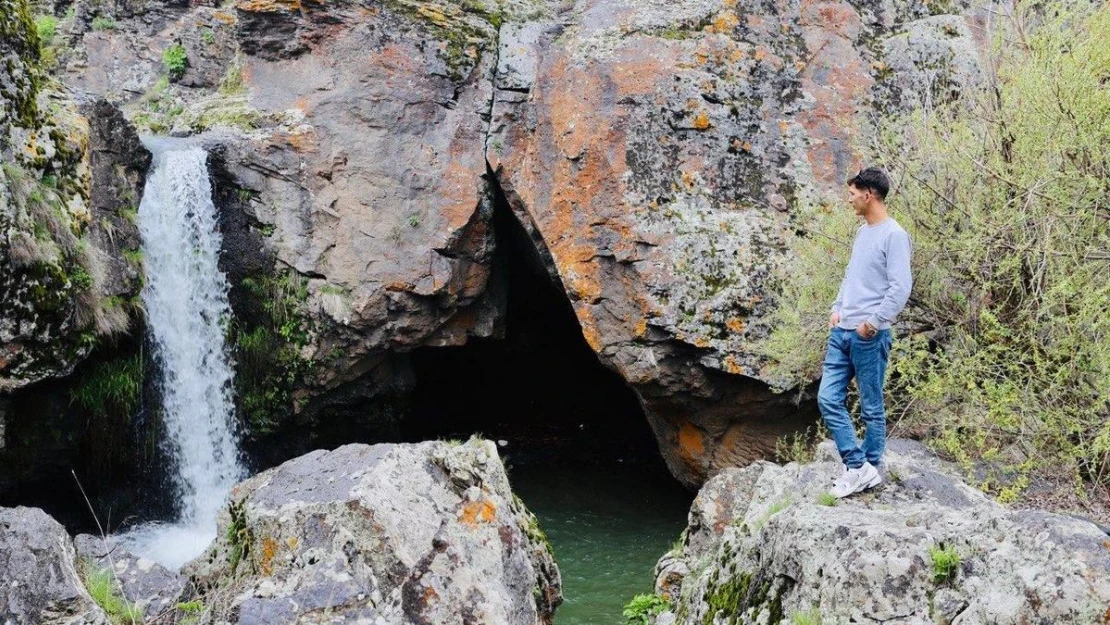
[121,144,245,570]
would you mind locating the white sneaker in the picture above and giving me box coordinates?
[829,462,882,499]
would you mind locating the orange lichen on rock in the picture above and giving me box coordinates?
[692,111,711,130]
[724,355,745,374]
[726,318,746,334]
[709,10,739,33]
[678,422,705,458]
[459,497,497,527]
[236,0,300,12]
[259,536,278,576]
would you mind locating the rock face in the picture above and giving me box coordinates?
[0,506,109,625]
[183,438,561,624]
[651,440,1110,624]
[1,0,148,392]
[47,0,988,486]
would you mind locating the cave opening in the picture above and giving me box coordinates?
[401,171,694,625]
[401,172,659,469]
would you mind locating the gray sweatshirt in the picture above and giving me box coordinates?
[831,217,913,331]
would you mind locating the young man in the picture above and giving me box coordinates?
[821,167,912,498]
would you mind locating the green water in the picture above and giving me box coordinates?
[508,453,694,625]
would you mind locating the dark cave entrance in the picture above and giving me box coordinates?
[401,172,662,469]
[402,171,694,623]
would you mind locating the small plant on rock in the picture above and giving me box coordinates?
[817,492,838,507]
[622,593,671,625]
[35,15,57,47]
[163,43,188,82]
[91,16,117,30]
[791,607,823,625]
[929,543,961,583]
[82,564,143,624]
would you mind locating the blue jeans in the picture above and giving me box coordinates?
[818,327,892,469]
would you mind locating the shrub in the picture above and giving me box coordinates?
[760,2,1110,494]
[162,43,188,81]
[622,593,672,625]
[35,14,56,47]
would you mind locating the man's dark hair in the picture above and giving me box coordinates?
[847,167,891,200]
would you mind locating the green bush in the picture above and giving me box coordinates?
[162,43,188,81]
[760,2,1110,495]
[622,593,672,625]
[35,14,56,47]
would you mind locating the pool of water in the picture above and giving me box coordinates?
[507,447,693,625]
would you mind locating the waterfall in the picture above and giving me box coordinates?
[121,144,245,570]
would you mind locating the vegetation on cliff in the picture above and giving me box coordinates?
[763,2,1110,500]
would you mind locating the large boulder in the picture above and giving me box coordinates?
[651,440,1110,624]
[183,438,561,624]
[0,506,108,625]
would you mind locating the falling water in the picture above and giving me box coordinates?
[121,144,245,570]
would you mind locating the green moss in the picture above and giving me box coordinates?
[381,0,495,82]
[511,492,553,557]
[701,562,790,625]
[791,607,823,625]
[1,0,42,126]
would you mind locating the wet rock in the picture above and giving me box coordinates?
[73,534,187,621]
[0,506,108,625]
[652,440,1110,624]
[183,438,561,624]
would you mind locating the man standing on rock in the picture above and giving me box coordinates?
[821,167,912,499]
